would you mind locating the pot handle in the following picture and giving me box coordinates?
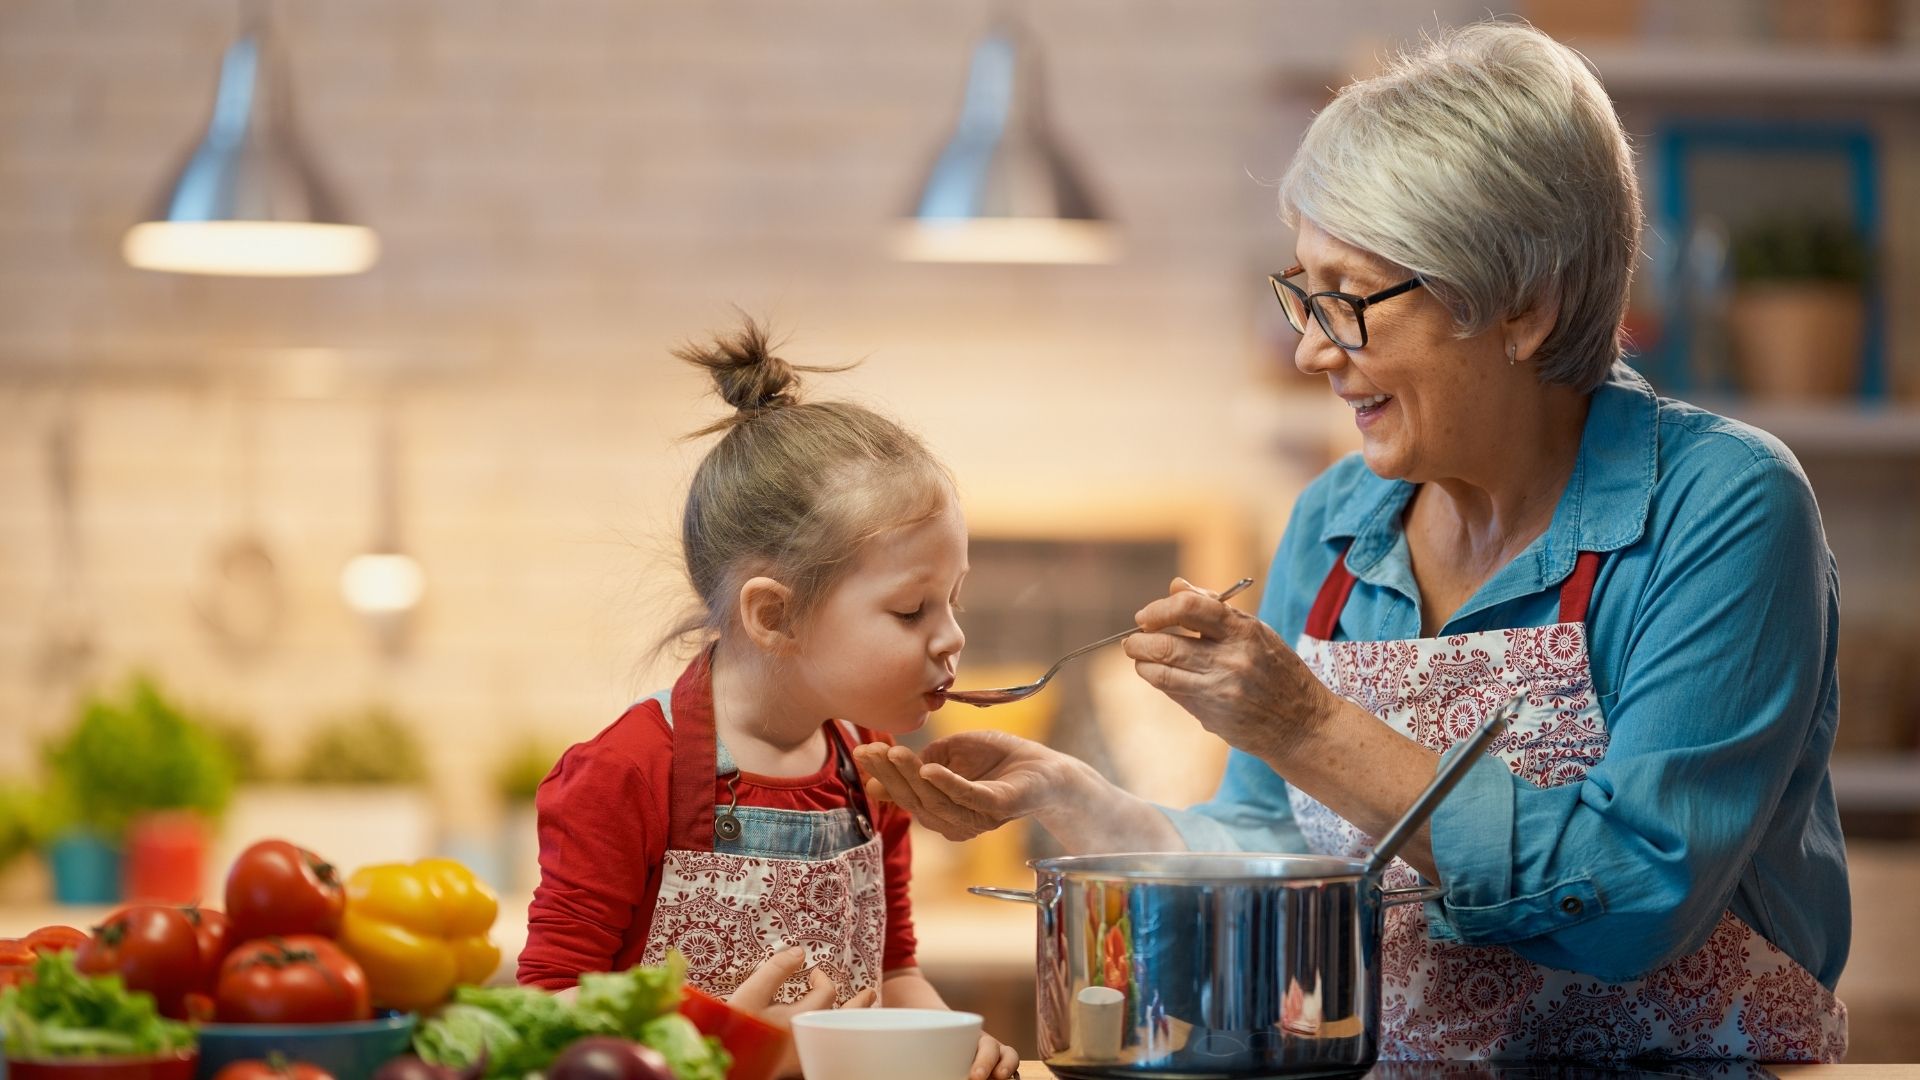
[968,886,1037,904]
[1379,883,1444,907]
[970,881,1062,936]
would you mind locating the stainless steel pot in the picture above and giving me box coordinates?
[974,852,1436,1077]
[972,694,1522,1078]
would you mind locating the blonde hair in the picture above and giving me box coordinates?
[1280,20,1642,391]
[669,318,954,647]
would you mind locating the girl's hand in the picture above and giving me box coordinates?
[1123,577,1336,766]
[855,733,1071,842]
[971,1030,1021,1080]
[731,947,879,1018]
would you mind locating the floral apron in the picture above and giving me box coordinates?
[637,681,886,1005]
[1286,548,1847,1062]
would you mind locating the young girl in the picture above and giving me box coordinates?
[518,319,1018,1080]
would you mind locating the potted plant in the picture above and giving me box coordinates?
[493,738,562,894]
[40,675,236,903]
[216,704,437,884]
[1727,214,1873,400]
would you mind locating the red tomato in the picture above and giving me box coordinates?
[74,906,203,1020]
[0,940,33,966]
[225,840,346,941]
[0,965,30,990]
[680,985,789,1080]
[212,1059,335,1080]
[215,935,371,1024]
[23,925,90,955]
[180,906,234,990]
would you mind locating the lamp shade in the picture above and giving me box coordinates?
[894,20,1117,264]
[123,24,378,276]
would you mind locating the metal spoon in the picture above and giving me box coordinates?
[941,577,1255,707]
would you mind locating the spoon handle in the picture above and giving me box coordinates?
[1363,690,1522,880]
[1042,577,1256,678]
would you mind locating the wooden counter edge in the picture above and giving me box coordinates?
[1014,1064,1920,1078]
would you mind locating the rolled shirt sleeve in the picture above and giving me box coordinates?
[1160,747,1310,854]
[1425,451,1842,983]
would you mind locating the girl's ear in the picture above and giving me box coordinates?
[737,576,797,653]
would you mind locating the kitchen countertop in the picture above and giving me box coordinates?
[1013,1060,1912,1068]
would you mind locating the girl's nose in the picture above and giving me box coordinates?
[933,609,965,659]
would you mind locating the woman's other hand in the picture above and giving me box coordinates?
[1124,577,1336,765]
[854,733,1067,841]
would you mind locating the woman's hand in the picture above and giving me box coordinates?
[1123,577,1337,766]
[854,733,1069,842]
[970,1031,1021,1080]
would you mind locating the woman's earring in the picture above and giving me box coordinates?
[1507,343,1517,366]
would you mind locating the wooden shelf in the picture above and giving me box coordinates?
[1579,43,1920,100]
[1692,397,1920,456]
[1831,753,1920,812]
[1273,43,1920,103]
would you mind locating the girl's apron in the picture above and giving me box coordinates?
[637,682,886,1005]
[1286,548,1847,1062]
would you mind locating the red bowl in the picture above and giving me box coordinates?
[679,985,790,1080]
[5,1049,199,1080]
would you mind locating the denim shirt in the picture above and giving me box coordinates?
[1159,362,1850,990]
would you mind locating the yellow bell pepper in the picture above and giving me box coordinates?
[339,858,502,1012]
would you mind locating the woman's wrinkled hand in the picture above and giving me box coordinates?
[1123,577,1335,764]
[854,731,1070,842]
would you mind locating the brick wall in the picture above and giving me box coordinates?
[0,0,1438,828]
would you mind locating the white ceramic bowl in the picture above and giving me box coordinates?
[789,1008,984,1080]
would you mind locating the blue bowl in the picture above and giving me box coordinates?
[193,1014,415,1080]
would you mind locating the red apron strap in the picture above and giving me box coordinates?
[1558,551,1602,625]
[665,647,721,853]
[1306,545,1599,637]
[1304,545,1359,641]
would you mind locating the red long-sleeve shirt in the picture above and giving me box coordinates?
[516,677,918,990]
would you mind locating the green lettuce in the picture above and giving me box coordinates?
[413,955,726,1080]
[634,1014,726,1080]
[0,952,194,1059]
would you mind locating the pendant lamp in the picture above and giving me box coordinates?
[123,12,378,277]
[894,18,1118,265]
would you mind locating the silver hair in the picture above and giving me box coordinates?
[1279,20,1642,392]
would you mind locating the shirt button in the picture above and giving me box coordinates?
[1559,896,1584,916]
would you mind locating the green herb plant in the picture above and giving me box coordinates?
[1730,215,1871,285]
[42,674,236,842]
[291,705,430,786]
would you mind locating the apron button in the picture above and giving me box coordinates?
[1559,896,1584,915]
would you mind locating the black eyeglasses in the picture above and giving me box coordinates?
[1269,264,1425,349]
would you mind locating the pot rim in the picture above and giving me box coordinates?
[1028,850,1370,884]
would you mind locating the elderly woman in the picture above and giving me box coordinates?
[857,21,1848,1063]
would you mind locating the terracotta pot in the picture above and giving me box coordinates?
[123,810,207,903]
[1727,282,1866,400]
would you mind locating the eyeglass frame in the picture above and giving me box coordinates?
[1269,264,1426,349]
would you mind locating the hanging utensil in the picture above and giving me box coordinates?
[35,397,96,684]
[194,387,283,661]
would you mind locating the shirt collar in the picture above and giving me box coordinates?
[1319,361,1660,588]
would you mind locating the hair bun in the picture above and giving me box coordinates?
[675,317,798,414]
